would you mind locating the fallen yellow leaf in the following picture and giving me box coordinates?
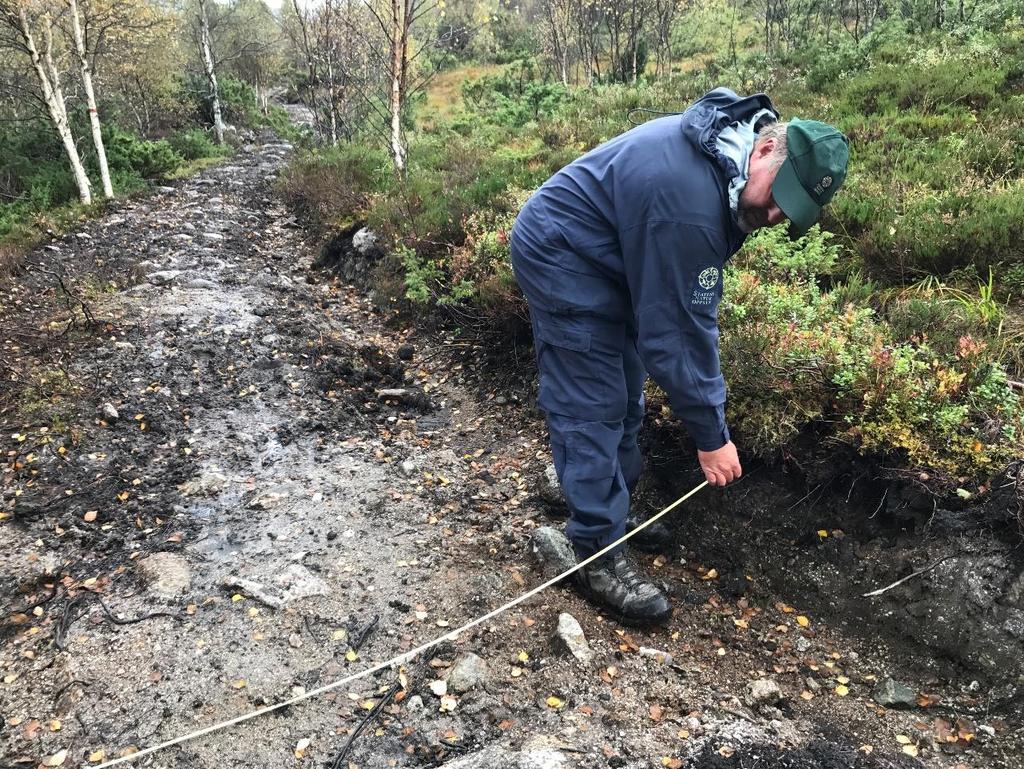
[231,679,247,689]
[546,696,565,709]
[796,615,810,628]
[835,685,849,696]
[88,749,106,762]
[345,649,358,662]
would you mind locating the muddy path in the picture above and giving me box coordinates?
[1,137,1020,769]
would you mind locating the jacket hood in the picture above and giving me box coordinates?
[682,87,779,181]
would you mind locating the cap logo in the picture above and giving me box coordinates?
[813,175,833,195]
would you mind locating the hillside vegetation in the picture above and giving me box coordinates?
[281,7,1024,496]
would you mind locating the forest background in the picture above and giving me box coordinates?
[2,0,1023,504]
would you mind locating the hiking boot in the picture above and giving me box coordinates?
[574,550,672,626]
[625,513,673,553]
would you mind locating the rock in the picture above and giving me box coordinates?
[148,270,181,286]
[872,677,917,709]
[100,403,120,423]
[137,553,191,598]
[531,527,576,579]
[794,636,812,652]
[400,459,417,477]
[556,613,593,663]
[439,741,570,769]
[156,185,175,194]
[447,652,490,693]
[397,343,415,361]
[184,278,217,290]
[407,695,424,711]
[352,227,379,256]
[538,464,567,513]
[219,564,329,608]
[744,678,782,708]
[178,470,229,497]
[135,260,161,275]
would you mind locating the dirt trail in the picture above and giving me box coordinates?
[1,138,1019,769]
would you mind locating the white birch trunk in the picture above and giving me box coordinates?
[198,0,224,144]
[15,8,92,204]
[388,0,407,175]
[68,0,112,198]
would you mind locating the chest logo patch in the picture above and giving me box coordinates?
[698,267,720,290]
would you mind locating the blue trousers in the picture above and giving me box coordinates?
[511,213,648,557]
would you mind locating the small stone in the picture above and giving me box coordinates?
[407,695,424,711]
[184,278,217,290]
[100,403,120,423]
[805,677,821,692]
[871,678,917,709]
[794,636,812,652]
[148,270,181,286]
[638,646,673,665]
[397,344,415,361]
[400,459,417,477]
[447,652,489,693]
[137,553,191,598]
[556,613,593,664]
[538,464,567,512]
[744,678,782,708]
[530,527,576,579]
[979,724,996,737]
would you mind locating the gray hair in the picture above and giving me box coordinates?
[756,121,788,168]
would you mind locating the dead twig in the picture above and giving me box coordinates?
[349,614,379,651]
[56,593,182,650]
[329,681,401,769]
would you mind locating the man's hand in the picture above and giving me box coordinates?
[697,441,742,487]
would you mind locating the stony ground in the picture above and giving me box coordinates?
[1,135,1020,769]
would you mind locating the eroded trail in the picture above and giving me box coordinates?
[1,139,1019,769]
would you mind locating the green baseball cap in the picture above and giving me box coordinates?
[771,118,850,238]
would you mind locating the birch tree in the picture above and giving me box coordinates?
[0,0,93,204]
[196,0,224,143]
[67,0,112,197]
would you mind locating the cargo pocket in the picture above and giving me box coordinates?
[533,315,625,422]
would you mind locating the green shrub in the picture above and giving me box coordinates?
[167,128,228,161]
[278,143,389,234]
[721,240,1024,480]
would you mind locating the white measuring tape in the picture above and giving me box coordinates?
[95,480,709,768]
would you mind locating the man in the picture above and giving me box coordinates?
[510,87,849,625]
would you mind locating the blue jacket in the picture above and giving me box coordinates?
[512,88,778,450]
